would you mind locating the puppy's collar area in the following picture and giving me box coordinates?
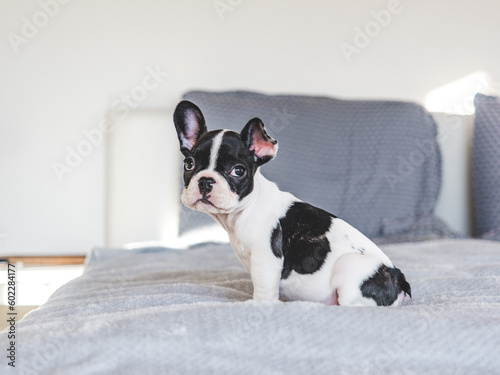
[210,170,269,232]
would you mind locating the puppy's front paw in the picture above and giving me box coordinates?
[252,297,283,306]
[252,291,280,303]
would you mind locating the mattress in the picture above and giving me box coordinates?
[3,239,500,374]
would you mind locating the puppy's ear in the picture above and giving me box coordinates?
[173,101,208,156]
[241,118,278,166]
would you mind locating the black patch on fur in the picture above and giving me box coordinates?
[240,118,277,166]
[360,264,412,306]
[173,100,207,157]
[279,202,336,279]
[181,130,217,187]
[271,223,283,258]
[181,131,257,201]
[214,132,256,200]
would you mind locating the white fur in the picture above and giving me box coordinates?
[208,131,226,171]
[182,170,239,214]
[182,131,240,214]
[211,171,402,306]
[214,172,296,300]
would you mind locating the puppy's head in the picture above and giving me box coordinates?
[173,100,278,215]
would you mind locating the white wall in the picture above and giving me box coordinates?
[1,0,499,255]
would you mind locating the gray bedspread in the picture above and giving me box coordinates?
[3,239,500,374]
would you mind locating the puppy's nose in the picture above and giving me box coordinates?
[198,177,215,194]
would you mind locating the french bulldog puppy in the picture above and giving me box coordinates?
[174,100,411,306]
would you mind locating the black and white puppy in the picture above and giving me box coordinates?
[173,100,411,306]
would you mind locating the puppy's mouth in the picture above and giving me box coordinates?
[181,174,239,214]
[198,196,214,206]
[195,195,222,210]
[192,195,234,214]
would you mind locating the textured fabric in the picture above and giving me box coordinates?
[473,93,500,241]
[373,213,466,245]
[4,240,500,374]
[179,90,445,241]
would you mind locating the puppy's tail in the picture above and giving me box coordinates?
[390,266,411,298]
[361,264,411,306]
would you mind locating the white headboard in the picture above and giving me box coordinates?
[105,108,181,247]
[432,113,475,236]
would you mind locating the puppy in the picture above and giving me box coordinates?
[173,100,411,306]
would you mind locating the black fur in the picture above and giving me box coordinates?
[277,202,337,279]
[214,132,257,200]
[361,264,412,306]
[271,223,283,258]
[241,118,278,166]
[174,101,277,201]
[181,130,217,188]
[173,101,207,157]
[181,130,258,201]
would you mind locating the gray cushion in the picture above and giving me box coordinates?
[178,91,447,241]
[473,94,500,241]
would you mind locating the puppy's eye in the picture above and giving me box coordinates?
[230,165,246,177]
[184,157,195,171]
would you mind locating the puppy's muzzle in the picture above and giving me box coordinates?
[198,177,215,195]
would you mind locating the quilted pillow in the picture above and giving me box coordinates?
[473,93,500,241]
[178,91,447,242]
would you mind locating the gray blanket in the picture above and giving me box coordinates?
[3,239,500,374]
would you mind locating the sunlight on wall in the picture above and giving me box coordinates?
[0,265,83,306]
[424,71,496,115]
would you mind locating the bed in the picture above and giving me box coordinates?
[3,91,500,374]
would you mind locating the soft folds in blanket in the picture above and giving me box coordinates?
[2,239,500,374]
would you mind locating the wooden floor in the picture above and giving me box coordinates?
[0,305,38,331]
